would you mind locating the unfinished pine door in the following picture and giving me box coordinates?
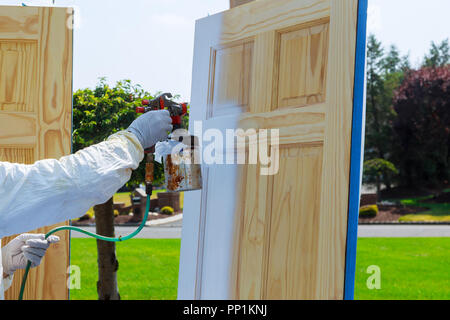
[0,6,73,300]
[179,0,367,300]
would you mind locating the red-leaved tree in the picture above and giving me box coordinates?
[392,65,450,187]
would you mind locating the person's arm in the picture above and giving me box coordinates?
[0,131,142,238]
[0,110,172,239]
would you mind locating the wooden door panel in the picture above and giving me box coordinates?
[277,21,329,108]
[0,41,38,112]
[266,144,323,299]
[179,0,366,300]
[208,40,253,118]
[0,6,72,300]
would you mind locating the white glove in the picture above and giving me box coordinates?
[128,110,173,150]
[2,233,60,276]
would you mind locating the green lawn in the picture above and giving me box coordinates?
[70,237,450,300]
[398,195,450,222]
[355,238,450,300]
[70,239,181,300]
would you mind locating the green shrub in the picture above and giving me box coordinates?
[161,206,174,215]
[359,205,379,218]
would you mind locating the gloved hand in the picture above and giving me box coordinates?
[127,110,173,150]
[2,233,60,276]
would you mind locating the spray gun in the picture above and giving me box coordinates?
[135,93,198,195]
[136,92,188,132]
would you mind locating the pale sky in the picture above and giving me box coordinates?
[1,0,449,101]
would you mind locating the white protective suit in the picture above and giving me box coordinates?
[0,131,144,298]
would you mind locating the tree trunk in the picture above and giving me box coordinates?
[376,175,381,200]
[383,170,392,190]
[94,198,120,300]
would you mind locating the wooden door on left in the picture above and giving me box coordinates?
[0,6,73,300]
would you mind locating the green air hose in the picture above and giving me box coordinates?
[18,194,151,300]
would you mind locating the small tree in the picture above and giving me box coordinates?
[363,158,399,197]
[72,79,164,299]
[364,35,409,190]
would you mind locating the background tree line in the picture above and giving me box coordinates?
[363,35,450,197]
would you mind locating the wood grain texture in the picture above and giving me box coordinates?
[208,41,253,118]
[0,111,37,145]
[240,103,326,145]
[249,31,279,114]
[234,163,272,299]
[0,41,37,112]
[0,147,34,164]
[265,145,323,299]
[0,6,73,300]
[230,0,256,8]
[277,22,329,108]
[0,6,39,40]
[316,0,358,299]
[38,7,73,159]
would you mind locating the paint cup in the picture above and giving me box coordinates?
[161,134,202,192]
